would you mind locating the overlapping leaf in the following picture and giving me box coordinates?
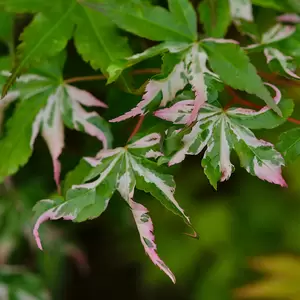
[0,54,112,187]
[33,133,193,282]
[110,39,282,124]
[154,89,293,188]
[264,47,300,79]
[1,0,132,96]
[110,43,221,125]
[277,128,300,164]
[84,0,196,42]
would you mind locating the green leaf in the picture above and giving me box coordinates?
[168,0,197,40]
[0,92,49,178]
[107,42,190,83]
[198,0,231,38]
[277,128,300,164]
[73,6,132,75]
[202,41,282,116]
[34,133,195,282]
[228,98,294,129]
[62,159,93,195]
[0,0,51,13]
[287,0,300,12]
[2,0,75,97]
[0,10,14,45]
[251,0,296,11]
[84,0,195,42]
[0,54,112,182]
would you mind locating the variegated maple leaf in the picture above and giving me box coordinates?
[154,85,292,188]
[246,23,296,50]
[264,47,300,80]
[110,36,282,125]
[33,133,193,283]
[110,41,236,125]
[0,53,112,188]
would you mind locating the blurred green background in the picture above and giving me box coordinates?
[1,1,300,299]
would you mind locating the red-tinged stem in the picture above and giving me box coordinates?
[64,68,160,84]
[258,71,300,87]
[288,117,300,125]
[127,115,145,143]
[226,86,300,125]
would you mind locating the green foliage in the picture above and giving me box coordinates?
[0,0,300,297]
[201,41,282,115]
[198,0,231,38]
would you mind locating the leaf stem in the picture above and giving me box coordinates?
[64,68,160,84]
[127,115,145,143]
[258,72,300,87]
[225,86,300,125]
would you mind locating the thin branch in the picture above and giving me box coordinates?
[258,71,300,87]
[64,68,160,85]
[127,115,145,143]
[288,117,300,125]
[225,86,300,125]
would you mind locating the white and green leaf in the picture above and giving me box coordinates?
[33,134,193,282]
[155,100,287,188]
[264,47,300,79]
[110,44,220,124]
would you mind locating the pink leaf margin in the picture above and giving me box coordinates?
[33,203,75,251]
[130,200,176,283]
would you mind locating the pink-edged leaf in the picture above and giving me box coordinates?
[66,85,107,108]
[128,133,161,149]
[33,189,96,250]
[185,45,219,124]
[33,200,75,250]
[201,38,239,44]
[229,82,282,116]
[110,61,187,123]
[71,101,109,149]
[111,44,221,125]
[130,200,175,283]
[277,13,300,24]
[29,88,65,189]
[41,99,64,190]
[262,24,296,44]
[227,82,293,130]
[264,48,300,80]
[155,100,286,188]
[154,100,195,124]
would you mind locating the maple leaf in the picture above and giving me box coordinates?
[246,23,296,51]
[33,133,194,282]
[1,0,132,96]
[154,84,293,188]
[110,37,282,124]
[0,53,112,188]
[110,41,234,125]
[264,47,300,79]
